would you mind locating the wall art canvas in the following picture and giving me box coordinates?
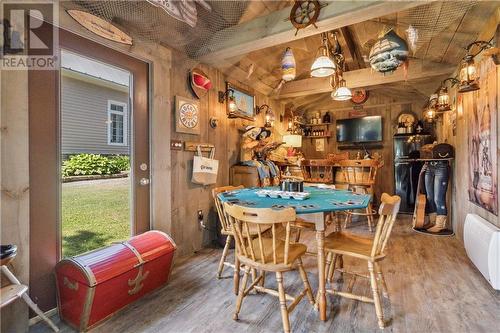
[468,57,498,215]
[227,83,255,121]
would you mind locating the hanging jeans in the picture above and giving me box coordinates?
[424,161,450,215]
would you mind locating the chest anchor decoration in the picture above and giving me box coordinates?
[128,266,150,295]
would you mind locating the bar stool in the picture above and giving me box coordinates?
[338,159,381,232]
[1,245,59,332]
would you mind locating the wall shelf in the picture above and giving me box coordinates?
[295,121,333,127]
[304,135,331,139]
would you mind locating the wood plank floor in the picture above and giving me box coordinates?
[31,216,500,333]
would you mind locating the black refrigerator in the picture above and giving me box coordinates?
[393,134,434,213]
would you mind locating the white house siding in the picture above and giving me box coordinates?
[61,75,130,156]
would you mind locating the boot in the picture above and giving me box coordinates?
[428,213,437,225]
[427,215,447,233]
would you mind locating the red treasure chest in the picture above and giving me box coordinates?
[55,230,176,331]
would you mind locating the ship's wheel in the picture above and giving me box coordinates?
[288,1,327,36]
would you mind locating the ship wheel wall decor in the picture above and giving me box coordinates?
[288,1,327,36]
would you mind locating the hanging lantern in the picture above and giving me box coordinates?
[436,78,459,111]
[458,54,479,93]
[311,33,336,77]
[424,106,436,122]
[369,29,409,75]
[331,79,352,101]
[436,86,451,112]
[281,47,296,82]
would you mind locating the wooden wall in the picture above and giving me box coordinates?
[300,93,422,203]
[169,51,286,256]
[438,14,500,240]
[439,64,500,240]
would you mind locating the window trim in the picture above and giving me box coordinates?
[107,99,128,146]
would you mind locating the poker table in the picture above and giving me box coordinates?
[217,186,371,321]
[217,186,371,214]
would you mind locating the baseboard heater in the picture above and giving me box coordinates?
[464,214,500,290]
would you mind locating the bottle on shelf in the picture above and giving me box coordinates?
[323,112,331,124]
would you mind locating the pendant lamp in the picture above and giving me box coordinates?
[311,33,336,77]
[331,79,352,101]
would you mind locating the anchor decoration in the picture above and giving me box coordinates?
[128,266,150,295]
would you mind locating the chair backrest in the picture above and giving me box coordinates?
[338,159,380,187]
[223,203,296,266]
[370,193,401,258]
[212,185,244,233]
[327,152,349,163]
[300,159,335,183]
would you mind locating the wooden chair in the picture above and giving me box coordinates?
[300,159,335,184]
[1,245,59,332]
[224,203,315,333]
[338,159,381,231]
[323,194,401,329]
[327,151,349,164]
[212,185,245,294]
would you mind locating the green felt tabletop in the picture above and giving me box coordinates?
[217,186,371,214]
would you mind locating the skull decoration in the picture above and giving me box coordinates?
[369,29,409,75]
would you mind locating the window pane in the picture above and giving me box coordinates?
[111,113,124,143]
[111,103,124,112]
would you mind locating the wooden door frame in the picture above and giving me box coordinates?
[29,27,151,311]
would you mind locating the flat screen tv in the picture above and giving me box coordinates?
[336,116,383,143]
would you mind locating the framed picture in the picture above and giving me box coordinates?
[315,138,325,152]
[227,83,255,121]
[175,96,200,135]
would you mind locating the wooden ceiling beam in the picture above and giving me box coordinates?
[196,1,427,65]
[277,60,456,98]
[339,27,366,69]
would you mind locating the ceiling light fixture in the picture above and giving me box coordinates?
[331,78,352,101]
[311,32,336,77]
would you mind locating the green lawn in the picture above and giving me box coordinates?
[62,179,131,257]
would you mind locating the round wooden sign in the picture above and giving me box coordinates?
[351,89,369,104]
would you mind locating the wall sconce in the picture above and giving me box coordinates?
[424,106,437,122]
[436,77,459,111]
[218,88,237,114]
[256,104,274,127]
[458,40,494,93]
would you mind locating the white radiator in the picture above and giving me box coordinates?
[464,214,500,290]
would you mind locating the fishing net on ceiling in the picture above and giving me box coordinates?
[62,0,253,59]
[407,0,478,60]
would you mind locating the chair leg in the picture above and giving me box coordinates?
[276,271,291,333]
[260,270,266,287]
[368,262,385,329]
[217,235,232,279]
[22,293,60,332]
[344,211,352,229]
[328,254,338,283]
[233,266,251,320]
[294,229,302,243]
[297,259,315,305]
[1,266,59,332]
[366,204,373,232]
[234,256,240,295]
[375,262,389,298]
